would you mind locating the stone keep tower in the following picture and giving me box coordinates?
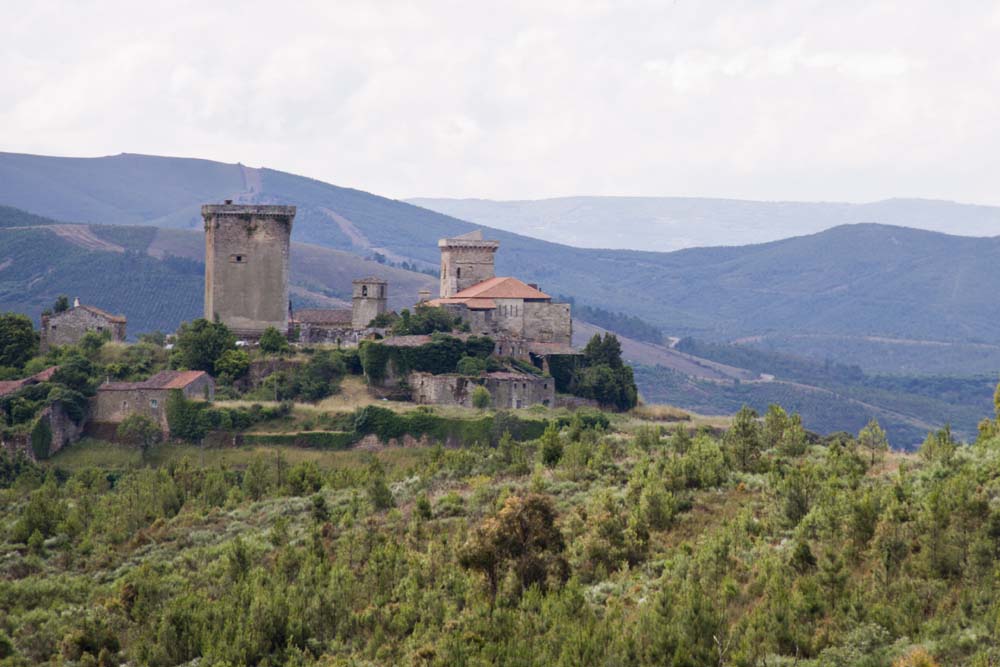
[438,230,500,298]
[203,202,296,337]
[352,277,388,329]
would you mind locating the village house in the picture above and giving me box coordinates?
[92,370,215,435]
[0,366,59,398]
[40,298,126,351]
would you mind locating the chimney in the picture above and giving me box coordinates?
[73,297,80,308]
[528,283,539,290]
[418,289,431,303]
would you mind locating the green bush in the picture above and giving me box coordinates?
[31,417,52,460]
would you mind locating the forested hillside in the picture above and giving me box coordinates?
[4,394,1000,665]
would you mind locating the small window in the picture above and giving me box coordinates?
[457,267,462,279]
[150,399,159,409]
[97,326,104,332]
[380,285,385,298]
[122,401,128,410]
[230,254,246,263]
[362,285,368,297]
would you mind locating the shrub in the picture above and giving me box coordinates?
[540,424,563,467]
[472,385,491,410]
[259,326,290,355]
[31,417,52,460]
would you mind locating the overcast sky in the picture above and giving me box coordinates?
[3,1,1000,204]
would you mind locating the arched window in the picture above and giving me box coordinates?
[362,285,368,297]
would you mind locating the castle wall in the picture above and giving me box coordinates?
[203,204,295,337]
[409,371,554,409]
[41,308,126,351]
[523,302,572,345]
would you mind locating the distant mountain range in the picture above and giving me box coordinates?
[4,150,1000,445]
[408,195,1000,252]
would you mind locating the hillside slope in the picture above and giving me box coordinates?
[0,211,435,334]
[408,195,1000,252]
[6,152,1000,374]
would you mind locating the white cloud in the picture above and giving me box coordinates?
[1,0,999,206]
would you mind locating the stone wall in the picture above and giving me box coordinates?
[0,402,85,461]
[409,371,554,409]
[300,325,365,346]
[523,301,572,345]
[203,204,295,337]
[41,307,126,351]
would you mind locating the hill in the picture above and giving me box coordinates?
[0,209,435,334]
[408,195,1000,252]
[6,152,1000,376]
[4,399,1000,665]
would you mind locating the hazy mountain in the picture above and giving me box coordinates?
[5,152,1000,376]
[407,195,1000,252]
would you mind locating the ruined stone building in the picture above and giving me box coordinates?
[429,232,573,348]
[293,276,388,345]
[40,298,126,351]
[203,202,295,338]
[92,370,215,436]
[410,371,555,409]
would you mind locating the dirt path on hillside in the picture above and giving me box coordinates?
[48,225,125,253]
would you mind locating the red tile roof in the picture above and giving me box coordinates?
[78,305,126,324]
[100,370,210,392]
[0,366,60,398]
[428,277,551,311]
[452,277,550,300]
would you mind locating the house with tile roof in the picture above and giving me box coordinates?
[429,233,573,347]
[92,370,214,436]
[40,298,126,352]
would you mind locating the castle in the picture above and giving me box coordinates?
[200,200,570,357]
[429,231,573,349]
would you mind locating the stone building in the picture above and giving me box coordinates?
[410,371,554,409]
[40,299,126,351]
[0,366,58,398]
[352,276,387,329]
[203,202,295,338]
[430,277,572,346]
[439,231,500,297]
[291,276,389,345]
[431,231,573,348]
[92,370,215,435]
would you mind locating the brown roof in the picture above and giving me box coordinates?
[100,370,209,392]
[78,305,126,324]
[453,277,550,300]
[432,297,497,310]
[428,277,550,311]
[293,309,353,325]
[0,366,60,397]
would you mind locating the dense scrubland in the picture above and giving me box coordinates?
[4,372,1000,664]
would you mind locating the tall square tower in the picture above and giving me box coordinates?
[352,276,388,329]
[438,230,500,298]
[203,202,296,337]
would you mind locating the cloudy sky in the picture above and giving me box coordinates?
[3,1,1000,204]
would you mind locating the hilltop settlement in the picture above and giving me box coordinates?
[0,202,636,460]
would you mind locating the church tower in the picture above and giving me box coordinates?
[352,277,388,329]
[438,230,500,298]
